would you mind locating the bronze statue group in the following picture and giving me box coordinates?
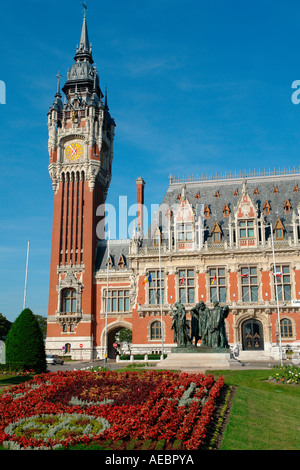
[171,301,229,350]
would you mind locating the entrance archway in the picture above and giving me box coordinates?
[242,319,264,351]
[107,328,122,359]
[102,321,132,359]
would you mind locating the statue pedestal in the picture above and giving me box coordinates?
[171,347,230,354]
[158,347,232,370]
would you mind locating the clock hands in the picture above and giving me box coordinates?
[67,143,82,160]
[71,145,77,157]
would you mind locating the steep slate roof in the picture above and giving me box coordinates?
[95,240,130,272]
[95,171,300,270]
[159,173,300,243]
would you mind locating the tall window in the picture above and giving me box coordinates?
[149,270,164,305]
[177,223,193,242]
[239,220,254,238]
[209,268,226,303]
[280,318,293,338]
[274,265,291,301]
[178,269,195,304]
[241,267,258,302]
[62,289,77,313]
[150,321,162,340]
[105,289,130,312]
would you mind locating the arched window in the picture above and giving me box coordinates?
[280,318,293,339]
[62,289,77,314]
[150,321,162,340]
[65,343,71,353]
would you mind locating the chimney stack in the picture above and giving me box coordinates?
[136,177,145,233]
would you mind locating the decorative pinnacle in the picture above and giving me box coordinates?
[56,71,62,97]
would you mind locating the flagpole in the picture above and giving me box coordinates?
[159,231,164,359]
[270,223,283,366]
[23,240,30,310]
[104,229,110,368]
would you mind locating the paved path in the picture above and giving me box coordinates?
[47,357,289,373]
[47,359,123,373]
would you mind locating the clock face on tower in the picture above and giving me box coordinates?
[65,142,84,161]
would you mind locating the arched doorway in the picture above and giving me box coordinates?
[107,329,119,359]
[242,319,264,351]
[103,322,132,359]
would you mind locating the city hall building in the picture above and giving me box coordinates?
[46,14,300,361]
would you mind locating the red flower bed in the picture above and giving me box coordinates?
[0,370,224,450]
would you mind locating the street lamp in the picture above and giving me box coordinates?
[158,231,164,359]
[269,222,283,366]
[104,229,110,368]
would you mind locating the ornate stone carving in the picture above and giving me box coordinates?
[56,268,83,327]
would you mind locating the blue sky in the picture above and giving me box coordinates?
[1,0,300,322]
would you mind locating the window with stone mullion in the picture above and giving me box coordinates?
[209,268,226,303]
[241,266,258,302]
[149,270,164,305]
[274,265,291,301]
[105,289,130,312]
[178,269,195,304]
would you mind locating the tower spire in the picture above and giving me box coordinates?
[79,16,89,51]
[74,4,93,64]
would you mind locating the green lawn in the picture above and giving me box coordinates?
[212,369,300,450]
[0,373,34,389]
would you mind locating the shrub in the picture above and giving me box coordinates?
[5,308,46,373]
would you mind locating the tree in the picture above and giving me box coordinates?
[115,328,132,355]
[117,328,132,343]
[34,315,47,341]
[0,313,12,341]
[5,308,47,373]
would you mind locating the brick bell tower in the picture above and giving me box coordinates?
[46,12,115,359]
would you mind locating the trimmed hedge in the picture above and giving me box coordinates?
[119,354,167,360]
[5,308,47,373]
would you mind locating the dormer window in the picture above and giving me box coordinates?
[106,255,113,269]
[174,197,194,251]
[178,223,193,242]
[223,203,230,217]
[204,204,210,219]
[118,255,125,269]
[239,220,254,239]
[153,226,162,247]
[211,221,222,244]
[274,217,285,240]
[263,201,270,215]
[284,199,291,214]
